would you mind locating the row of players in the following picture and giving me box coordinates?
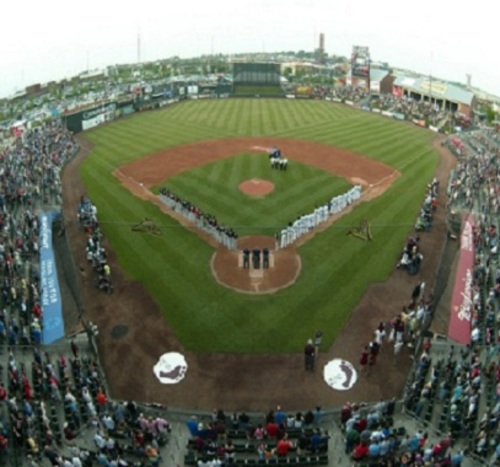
[159,189,238,250]
[277,185,362,249]
[270,157,289,170]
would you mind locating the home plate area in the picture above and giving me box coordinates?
[211,236,301,294]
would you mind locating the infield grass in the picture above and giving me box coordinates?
[152,153,352,237]
[80,99,438,353]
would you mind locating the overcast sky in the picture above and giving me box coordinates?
[1,0,498,99]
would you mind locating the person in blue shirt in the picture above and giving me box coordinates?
[368,441,381,458]
[275,406,286,425]
[186,416,199,437]
[310,429,322,453]
[313,406,324,426]
[409,434,421,453]
[450,449,465,466]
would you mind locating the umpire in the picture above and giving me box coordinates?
[262,248,270,268]
[243,248,250,268]
[252,248,261,269]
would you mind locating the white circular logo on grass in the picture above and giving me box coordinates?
[153,352,188,384]
[323,359,357,391]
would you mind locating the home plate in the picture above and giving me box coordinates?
[249,269,264,278]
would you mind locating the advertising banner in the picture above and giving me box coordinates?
[448,214,474,345]
[81,103,116,131]
[39,211,65,345]
[392,86,403,98]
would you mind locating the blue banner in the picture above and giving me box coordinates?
[39,211,65,345]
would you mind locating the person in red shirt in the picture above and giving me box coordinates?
[352,442,369,460]
[23,379,32,402]
[96,389,107,411]
[355,417,367,433]
[432,442,442,458]
[32,302,42,319]
[340,402,353,426]
[276,435,293,457]
[0,384,6,402]
[359,346,369,373]
[266,421,278,439]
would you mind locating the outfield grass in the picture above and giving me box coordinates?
[80,99,439,353]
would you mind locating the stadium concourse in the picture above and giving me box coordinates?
[0,109,498,466]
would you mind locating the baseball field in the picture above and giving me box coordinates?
[79,98,439,354]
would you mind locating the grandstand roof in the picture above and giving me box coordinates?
[393,75,474,105]
[370,68,390,82]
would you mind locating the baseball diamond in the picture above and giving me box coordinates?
[61,98,452,410]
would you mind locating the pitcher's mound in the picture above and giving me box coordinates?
[211,236,301,294]
[239,179,275,197]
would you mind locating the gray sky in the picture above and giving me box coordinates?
[1,0,498,99]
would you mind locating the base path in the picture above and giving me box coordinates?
[117,137,396,187]
[62,134,454,411]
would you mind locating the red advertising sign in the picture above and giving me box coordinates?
[392,86,402,97]
[448,214,474,345]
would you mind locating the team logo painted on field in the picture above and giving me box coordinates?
[323,358,357,391]
[153,352,188,384]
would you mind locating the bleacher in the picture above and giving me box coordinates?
[183,414,330,466]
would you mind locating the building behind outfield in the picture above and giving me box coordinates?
[392,75,476,118]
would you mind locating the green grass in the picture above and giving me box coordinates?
[80,99,439,353]
[153,153,351,237]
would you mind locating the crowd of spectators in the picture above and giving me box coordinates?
[77,197,113,294]
[159,188,238,250]
[395,178,439,275]
[325,85,474,133]
[0,123,77,349]
[398,127,500,465]
[329,85,369,103]
[375,94,448,125]
[184,406,330,466]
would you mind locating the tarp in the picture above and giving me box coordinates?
[39,211,65,344]
[448,214,474,345]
